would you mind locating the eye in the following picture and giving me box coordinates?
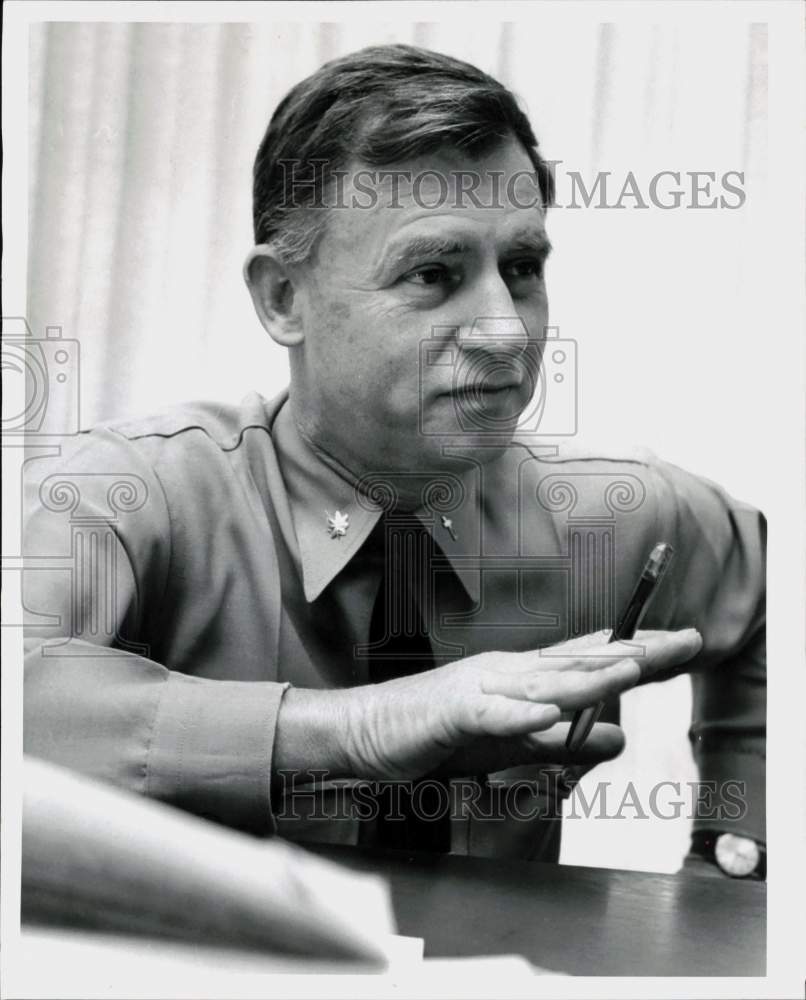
[404,265,450,286]
[502,258,545,281]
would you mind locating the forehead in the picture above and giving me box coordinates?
[316,138,547,265]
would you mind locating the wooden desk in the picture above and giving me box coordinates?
[308,844,765,976]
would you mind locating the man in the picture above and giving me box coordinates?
[23,45,765,876]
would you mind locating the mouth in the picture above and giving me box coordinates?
[463,381,519,393]
[447,379,522,399]
[440,382,526,426]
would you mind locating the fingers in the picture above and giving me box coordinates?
[457,696,562,739]
[514,628,702,678]
[545,629,611,653]
[621,628,702,675]
[482,658,642,708]
[523,722,626,765]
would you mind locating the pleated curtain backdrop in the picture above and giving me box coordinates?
[26,17,768,873]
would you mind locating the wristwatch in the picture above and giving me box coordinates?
[691,830,766,879]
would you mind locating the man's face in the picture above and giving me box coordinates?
[290,137,551,479]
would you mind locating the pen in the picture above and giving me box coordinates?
[565,542,675,752]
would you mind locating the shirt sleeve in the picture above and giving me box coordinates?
[22,430,289,837]
[647,459,766,846]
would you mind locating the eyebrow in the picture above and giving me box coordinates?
[381,235,469,273]
[375,228,552,280]
[503,229,553,258]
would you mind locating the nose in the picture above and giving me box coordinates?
[457,315,531,354]
[455,269,533,354]
[450,313,539,397]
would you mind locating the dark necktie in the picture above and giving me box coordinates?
[363,511,452,852]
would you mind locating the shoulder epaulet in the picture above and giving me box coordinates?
[88,391,278,451]
[511,434,659,468]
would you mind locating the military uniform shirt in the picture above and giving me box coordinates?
[22,390,766,855]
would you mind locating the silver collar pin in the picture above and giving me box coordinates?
[326,510,350,539]
[441,515,458,542]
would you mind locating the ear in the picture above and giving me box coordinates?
[243,246,305,347]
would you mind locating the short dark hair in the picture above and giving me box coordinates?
[252,44,555,262]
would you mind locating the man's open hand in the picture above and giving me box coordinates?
[337,628,703,780]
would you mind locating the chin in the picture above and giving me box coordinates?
[421,396,518,448]
[416,426,517,472]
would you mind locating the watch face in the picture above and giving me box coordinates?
[715,833,760,878]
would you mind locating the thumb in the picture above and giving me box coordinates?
[523,721,625,766]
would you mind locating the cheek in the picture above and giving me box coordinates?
[304,292,355,365]
[516,290,549,327]
[305,297,383,394]
[303,287,424,413]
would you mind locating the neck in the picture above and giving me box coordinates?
[289,400,471,514]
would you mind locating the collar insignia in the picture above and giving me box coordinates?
[326,510,350,539]
[440,515,458,542]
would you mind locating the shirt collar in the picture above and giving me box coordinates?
[272,400,481,604]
